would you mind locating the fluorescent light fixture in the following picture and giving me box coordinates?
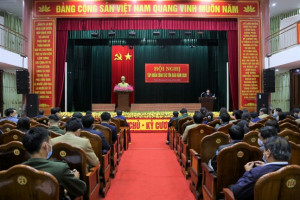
[168,31,176,36]
[91,32,99,37]
[108,31,116,36]
[129,31,136,36]
[184,31,192,36]
[153,31,160,36]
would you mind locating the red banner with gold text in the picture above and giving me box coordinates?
[33,0,260,18]
[238,19,262,111]
[32,19,56,115]
[145,64,189,83]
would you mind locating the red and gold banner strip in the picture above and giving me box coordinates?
[145,64,189,83]
[238,19,262,111]
[33,0,260,18]
[127,118,170,133]
[297,22,300,44]
[32,19,56,115]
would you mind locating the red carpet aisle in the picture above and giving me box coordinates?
[104,133,195,200]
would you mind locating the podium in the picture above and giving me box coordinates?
[198,97,216,111]
[116,91,131,112]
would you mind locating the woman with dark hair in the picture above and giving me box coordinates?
[17,117,31,133]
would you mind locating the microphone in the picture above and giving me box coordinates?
[201,92,205,97]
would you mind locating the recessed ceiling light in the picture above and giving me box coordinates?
[271,3,277,7]
[275,69,279,72]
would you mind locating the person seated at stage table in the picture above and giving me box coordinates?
[51,117,99,169]
[175,108,190,131]
[51,107,61,117]
[258,107,269,119]
[230,110,243,124]
[73,112,83,119]
[202,89,213,97]
[250,111,261,123]
[82,115,110,154]
[0,108,18,123]
[35,110,45,119]
[166,111,179,145]
[48,114,65,135]
[228,136,291,200]
[182,112,204,143]
[258,126,278,152]
[101,112,118,143]
[117,76,129,87]
[215,112,231,131]
[22,127,87,200]
[17,117,30,133]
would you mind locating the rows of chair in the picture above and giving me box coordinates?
[0,116,131,199]
[169,115,300,200]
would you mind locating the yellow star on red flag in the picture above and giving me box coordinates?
[125,53,132,60]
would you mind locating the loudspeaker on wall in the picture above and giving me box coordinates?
[26,94,39,118]
[16,70,29,94]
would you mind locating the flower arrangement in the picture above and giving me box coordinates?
[113,85,134,92]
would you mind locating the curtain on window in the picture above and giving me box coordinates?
[271,72,290,112]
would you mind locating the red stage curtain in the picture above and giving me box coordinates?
[111,46,135,104]
[227,30,238,110]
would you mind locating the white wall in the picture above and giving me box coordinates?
[0,47,28,69]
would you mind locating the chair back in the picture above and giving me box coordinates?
[249,123,264,132]
[200,132,229,164]
[254,165,300,200]
[217,123,233,134]
[110,118,121,133]
[33,123,49,129]
[0,120,16,126]
[51,142,87,182]
[80,131,103,160]
[257,118,268,125]
[182,120,194,133]
[187,124,215,155]
[0,164,59,200]
[0,141,30,170]
[279,118,298,126]
[0,123,17,133]
[207,119,221,128]
[118,118,127,127]
[48,131,62,139]
[178,117,192,134]
[30,120,39,127]
[94,124,112,146]
[289,141,300,165]
[217,142,262,195]
[36,117,49,125]
[171,120,176,127]
[279,129,300,144]
[286,115,296,120]
[279,122,300,133]
[60,116,70,122]
[231,119,241,125]
[0,129,25,144]
[243,131,259,147]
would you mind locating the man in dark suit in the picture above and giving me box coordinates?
[48,114,65,135]
[175,108,190,130]
[82,114,110,154]
[203,89,213,97]
[166,111,179,144]
[215,112,231,131]
[22,127,86,200]
[101,112,118,143]
[229,136,291,200]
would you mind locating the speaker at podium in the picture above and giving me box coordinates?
[199,90,216,111]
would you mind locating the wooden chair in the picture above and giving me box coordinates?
[169,126,176,150]
[279,118,298,126]
[231,119,241,125]
[278,129,300,144]
[80,131,111,197]
[257,118,268,125]
[0,164,59,199]
[0,123,17,133]
[0,120,17,126]
[243,131,260,147]
[174,117,192,160]
[49,130,62,139]
[118,118,130,150]
[189,132,229,200]
[279,122,300,133]
[223,165,300,200]
[217,123,233,134]
[51,142,100,200]
[0,141,30,170]
[0,129,25,144]
[207,119,221,128]
[30,120,39,127]
[36,117,49,125]
[181,124,214,178]
[94,124,118,177]
[32,123,49,129]
[289,141,300,165]
[249,123,264,132]
[60,116,70,122]
[182,120,194,133]
[176,119,193,163]
[111,119,124,162]
[202,142,262,200]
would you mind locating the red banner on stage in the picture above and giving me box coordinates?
[238,19,262,111]
[297,22,300,44]
[32,19,56,115]
[33,0,260,18]
[145,64,189,83]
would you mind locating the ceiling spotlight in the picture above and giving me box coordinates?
[129,31,136,36]
[108,30,116,37]
[153,31,160,36]
[169,31,176,36]
[296,69,300,72]
[91,32,99,37]
[275,69,279,72]
[184,31,192,36]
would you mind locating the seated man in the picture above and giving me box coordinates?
[250,111,261,123]
[265,119,280,132]
[166,111,179,144]
[73,112,83,119]
[214,112,231,131]
[81,115,110,154]
[36,110,45,118]
[48,114,65,135]
[51,117,99,168]
[229,136,291,200]
[0,108,18,123]
[22,127,86,200]
[229,110,242,124]
[182,112,204,143]
[258,126,278,152]
[17,117,30,133]
[114,110,131,143]
[258,107,269,119]
[101,112,118,143]
[292,108,300,119]
[272,108,282,118]
[51,107,61,117]
[175,108,190,130]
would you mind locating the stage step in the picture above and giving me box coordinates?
[130,103,201,112]
[92,104,115,112]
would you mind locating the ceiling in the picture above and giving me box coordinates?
[0,0,300,19]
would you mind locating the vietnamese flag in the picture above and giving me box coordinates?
[111,45,135,104]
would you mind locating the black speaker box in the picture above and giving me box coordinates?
[16,70,29,94]
[256,93,269,114]
[263,69,275,93]
[26,94,39,118]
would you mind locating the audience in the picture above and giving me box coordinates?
[230,110,242,124]
[292,108,299,119]
[48,114,65,135]
[258,107,268,119]
[250,111,261,123]
[22,127,86,199]
[51,117,99,169]
[166,111,179,144]
[182,112,204,143]
[73,112,83,119]
[86,111,92,116]
[229,136,291,200]
[200,107,208,116]
[114,110,131,143]
[175,108,189,130]
[258,126,278,152]
[81,115,110,154]
[17,117,30,133]
[101,112,118,143]
[0,108,18,123]
[215,112,230,131]
[277,112,287,121]
[272,108,282,118]
[51,107,61,117]
[35,110,45,118]
[204,112,214,124]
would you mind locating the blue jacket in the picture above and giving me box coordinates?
[114,115,129,126]
[0,117,18,123]
[101,123,118,143]
[168,117,177,127]
[82,128,110,154]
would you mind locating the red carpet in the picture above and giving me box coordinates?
[104,133,195,200]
